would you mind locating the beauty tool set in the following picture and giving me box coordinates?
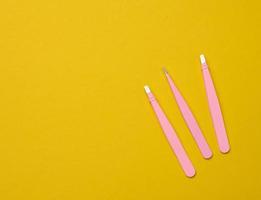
[144,54,230,177]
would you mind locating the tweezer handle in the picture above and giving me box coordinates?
[147,92,195,177]
[202,64,230,153]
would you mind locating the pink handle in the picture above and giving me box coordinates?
[146,90,195,177]
[164,71,212,159]
[201,62,230,153]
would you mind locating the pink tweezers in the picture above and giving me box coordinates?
[144,86,196,177]
[163,69,212,159]
[200,54,230,153]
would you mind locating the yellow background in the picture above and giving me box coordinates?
[0,0,260,199]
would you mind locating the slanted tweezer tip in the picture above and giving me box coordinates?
[200,54,206,64]
[144,85,151,94]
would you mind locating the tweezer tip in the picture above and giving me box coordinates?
[200,54,206,64]
[144,85,151,94]
[162,67,168,74]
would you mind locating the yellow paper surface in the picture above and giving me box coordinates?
[0,0,260,199]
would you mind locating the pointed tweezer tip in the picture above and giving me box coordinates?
[162,67,168,74]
